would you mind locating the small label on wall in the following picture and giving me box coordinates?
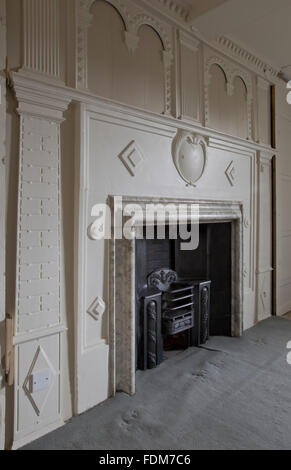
[30,369,50,393]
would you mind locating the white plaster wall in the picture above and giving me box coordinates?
[74,101,261,411]
[2,0,282,448]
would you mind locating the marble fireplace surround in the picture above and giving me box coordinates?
[108,196,244,396]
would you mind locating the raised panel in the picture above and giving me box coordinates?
[257,78,271,146]
[15,334,61,438]
[179,38,200,122]
[259,162,272,268]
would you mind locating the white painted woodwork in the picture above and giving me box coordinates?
[11,74,71,448]
[87,1,164,114]
[2,0,290,449]
[257,77,271,146]
[0,0,6,451]
[22,0,62,82]
[257,152,273,321]
[178,32,201,122]
[208,65,248,139]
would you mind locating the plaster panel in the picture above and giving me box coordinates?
[74,106,259,409]
[257,78,271,146]
[6,0,282,443]
[15,334,61,439]
[179,34,201,122]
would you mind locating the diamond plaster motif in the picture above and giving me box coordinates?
[23,346,56,417]
[225,161,236,187]
[87,296,106,321]
[119,141,144,177]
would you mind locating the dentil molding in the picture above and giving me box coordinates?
[154,0,190,22]
[217,36,280,83]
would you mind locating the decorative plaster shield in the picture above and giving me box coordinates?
[172,131,207,187]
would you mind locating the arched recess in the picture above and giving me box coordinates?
[208,63,229,133]
[208,64,249,139]
[86,0,166,113]
[230,71,253,139]
[129,24,164,113]
[230,76,248,139]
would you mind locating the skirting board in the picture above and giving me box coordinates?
[11,418,64,450]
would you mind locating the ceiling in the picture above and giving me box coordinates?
[188,0,291,80]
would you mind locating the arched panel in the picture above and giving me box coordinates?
[87,1,165,113]
[230,76,248,139]
[87,0,128,100]
[131,25,164,113]
[208,64,229,133]
[208,65,248,139]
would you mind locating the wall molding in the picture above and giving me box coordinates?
[109,196,244,395]
[141,0,283,85]
[204,48,254,139]
[76,0,173,113]
[217,36,281,83]
[12,70,276,157]
[22,0,63,83]
[12,73,71,121]
[13,325,68,346]
[11,71,71,447]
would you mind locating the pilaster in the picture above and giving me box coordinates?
[11,72,71,448]
[22,0,63,84]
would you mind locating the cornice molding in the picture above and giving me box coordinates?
[155,0,190,21]
[217,36,281,83]
[141,1,283,85]
[12,72,72,121]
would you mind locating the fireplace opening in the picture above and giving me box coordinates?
[135,223,232,370]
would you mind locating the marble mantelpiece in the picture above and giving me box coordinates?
[108,196,244,395]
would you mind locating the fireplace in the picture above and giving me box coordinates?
[135,222,231,370]
[109,197,243,395]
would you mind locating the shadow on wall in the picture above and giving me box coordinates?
[5,87,20,449]
[60,104,76,420]
[0,319,6,448]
